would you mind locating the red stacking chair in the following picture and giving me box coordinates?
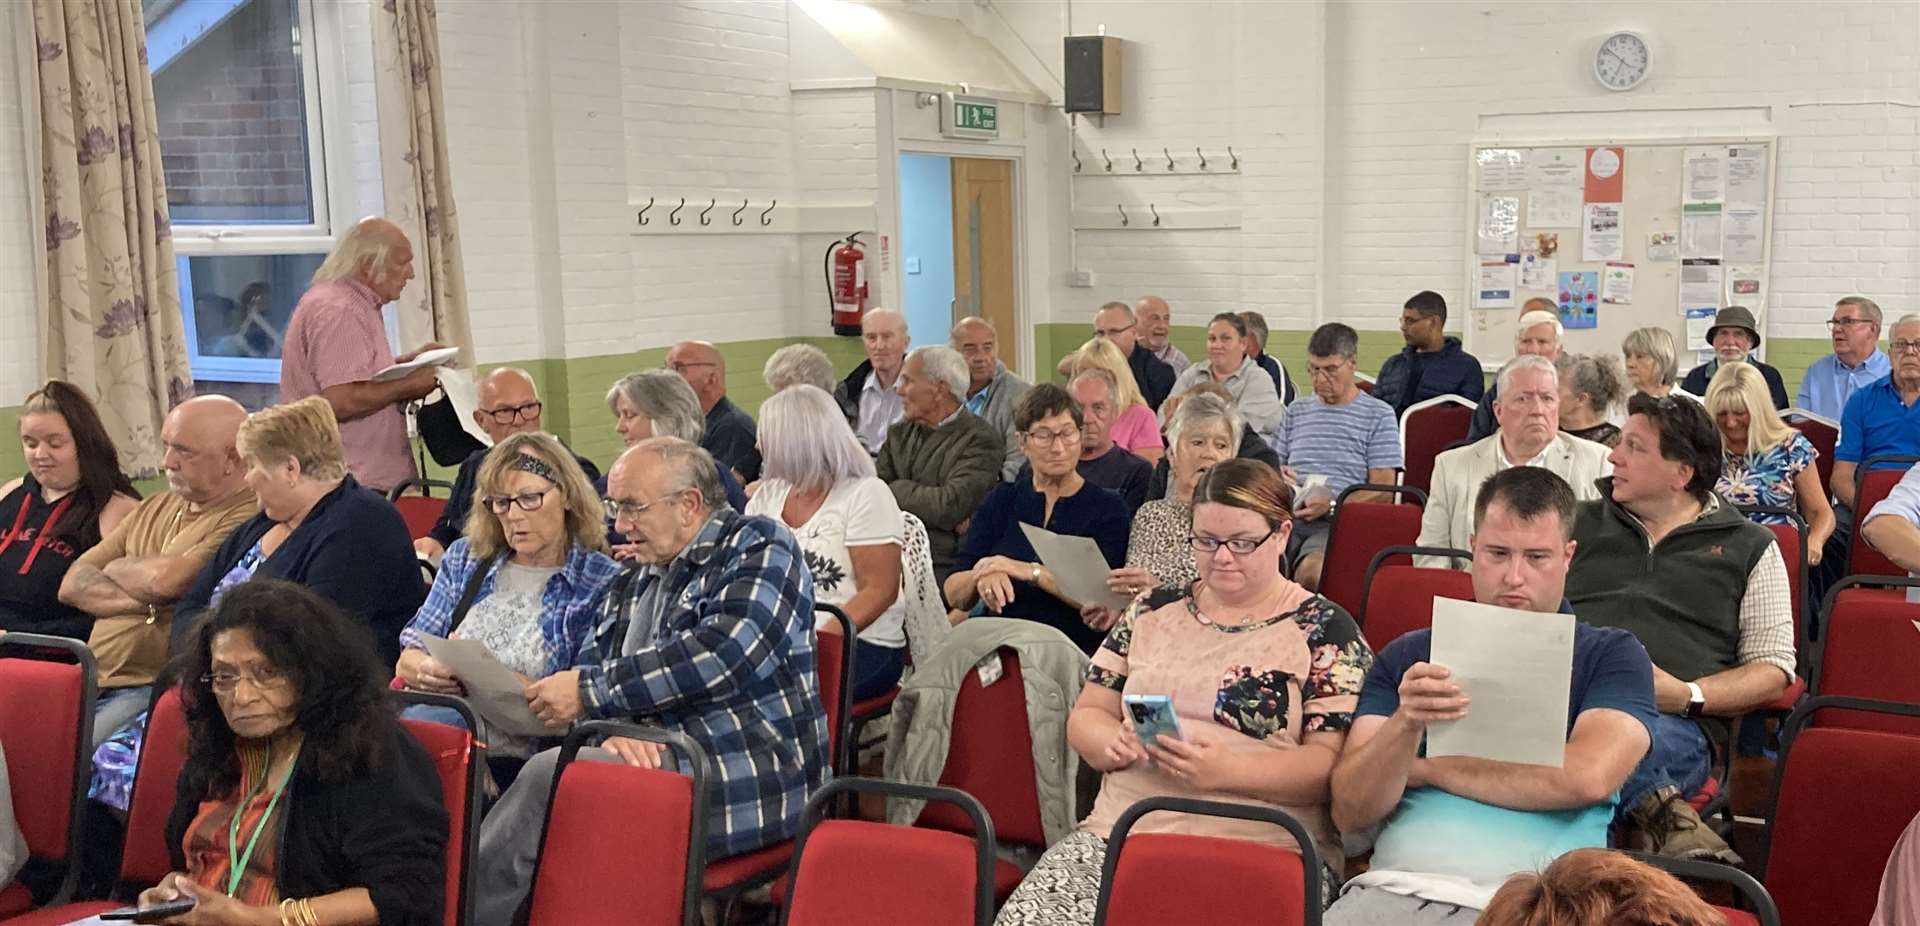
[4,687,188,926]
[1782,409,1838,492]
[1627,852,1780,926]
[527,721,709,926]
[1761,697,1920,926]
[389,478,454,542]
[0,634,96,917]
[780,778,995,926]
[1095,796,1322,926]
[392,691,485,926]
[1738,506,1809,713]
[1810,576,1920,733]
[1355,545,1474,651]
[921,647,1047,902]
[1849,455,1920,578]
[1318,484,1426,618]
[1398,395,1476,495]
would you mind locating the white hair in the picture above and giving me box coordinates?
[910,345,970,405]
[1166,392,1241,451]
[758,385,874,493]
[862,308,907,334]
[1895,313,1920,330]
[762,344,837,394]
[1516,310,1563,340]
[629,436,725,514]
[1496,353,1559,395]
[606,371,705,442]
[312,221,400,285]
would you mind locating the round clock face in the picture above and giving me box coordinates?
[1595,32,1651,91]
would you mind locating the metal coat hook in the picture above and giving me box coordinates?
[1196,148,1208,170]
[1164,148,1175,171]
[760,200,776,226]
[1132,148,1143,171]
[1228,146,1239,170]
[731,199,747,226]
[1117,203,1129,227]
[637,197,653,225]
[699,198,715,226]
[1150,203,1161,226]
[669,197,685,226]
[1102,148,1112,172]
[1072,148,1082,172]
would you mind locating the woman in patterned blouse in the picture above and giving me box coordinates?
[1101,391,1242,610]
[996,459,1375,926]
[1705,362,1834,563]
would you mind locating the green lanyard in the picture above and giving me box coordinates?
[226,743,297,898]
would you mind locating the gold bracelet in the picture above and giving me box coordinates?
[300,898,323,926]
[278,898,300,926]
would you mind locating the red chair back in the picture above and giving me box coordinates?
[1739,506,1808,651]
[1850,458,1919,577]
[119,689,190,889]
[398,713,482,926]
[919,649,1046,848]
[393,496,447,541]
[1095,797,1320,926]
[0,635,96,905]
[814,606,855,774]
[1356,547,1476,652]
[528,722,708,926]
[1399,397,1475,495]
[1811,579,1920,732]
[1319,486,1426,618]
[1764,698,1920,926]
[783,779,995,926]
[1784,412,1837,491]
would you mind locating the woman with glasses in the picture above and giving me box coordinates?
[1621,326,1701,404]
[135,579,448,926]
[395,433,618,761]
[745,385,906,700]
[944,384,1131,654]
[1706,362,1835,560]
[997,459,1373,925]
[1163,312,1285,442]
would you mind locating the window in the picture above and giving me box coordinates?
[146,0,346,392]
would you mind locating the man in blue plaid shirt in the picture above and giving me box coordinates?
[472,436,830,926]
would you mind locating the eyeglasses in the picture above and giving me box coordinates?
[1022,427,1081,447]
[484,488,554,514]
[1190,529,1278,555]
[1094,324,1135,338]
[665,361,717,374]
[1891,339,1920,355]
[481,401,543,425]
[202,667,291,693]
[603,490,685,522]
[1827,318,1876,331]
[1307,361,1349,380]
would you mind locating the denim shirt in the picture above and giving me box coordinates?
[400,539,620,677]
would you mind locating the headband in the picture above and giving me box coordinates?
[510,454,559,484]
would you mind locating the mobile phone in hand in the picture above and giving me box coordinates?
[1123,694,1183,750]
[99,897,196,921]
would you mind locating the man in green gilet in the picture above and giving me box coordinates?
[1565,393,1794,864]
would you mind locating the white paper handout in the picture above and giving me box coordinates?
[1726,145,1769,208]
[1582,203,1624,262]
[1723,209,1766,263]
[418,634,566,737]
[1682,147,1728,205]
[1527,149,1583,228]
[1681,204,1723,260]
[1426,598,1575,767]
[1019,523,1131,612]
[372,346,460,382]
[433,366,493,446]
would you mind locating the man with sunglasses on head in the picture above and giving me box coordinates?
[415,367,601,561]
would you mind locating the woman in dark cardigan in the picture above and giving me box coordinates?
[139,579,446,926]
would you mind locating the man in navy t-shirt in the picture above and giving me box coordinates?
[1326,467,1656,924]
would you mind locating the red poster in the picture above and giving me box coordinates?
[1585,147,1624,203]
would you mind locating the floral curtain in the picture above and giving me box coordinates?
[31,0,191,477]
[372,0,473,366]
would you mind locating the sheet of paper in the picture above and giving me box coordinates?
[1681,203,1723,260]
[1646,231,1679,262]
[371,346,460,382]
[1726,145,1769,208]
[1582,203,1624,262]
[1519,254,1556,291]
[1685,308,1718,347]
[1723,208,1765,263]
[1680,260,1724,312]
[1477,259,1517,309]
[1725,265,1765,311]
[1019,523,1130,612]
[1426,598,1575,767]
[1682,146,1728,205]
[418,634,566,737]
[1527,149,1583,227]
[1477,148,1528,191]
[1601,262,1634,305]
[1478,195,1520,256]
[1558,271,1598,330]
[434,366,493,446]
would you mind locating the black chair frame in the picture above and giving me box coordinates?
[389,477,456,501]
[1094,796,1322,926]
[778,777,996,926]
[388,689,486,926]
[0,632,97,908]
[815,604,858,776]
[1624,851,1781,926]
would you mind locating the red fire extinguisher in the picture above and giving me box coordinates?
[826,232,868,336]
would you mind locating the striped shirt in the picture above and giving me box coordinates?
[1271,392,1403,496]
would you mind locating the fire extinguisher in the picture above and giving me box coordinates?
[825,232,869,336]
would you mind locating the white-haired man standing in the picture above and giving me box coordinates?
[280,216,444,493]
[876,346,1005,577]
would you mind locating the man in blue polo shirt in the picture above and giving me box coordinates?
[1797,296,1890,422]
[1832,314,1920,514]
[1326,467,1655,924]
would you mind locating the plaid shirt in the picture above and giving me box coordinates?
[400,539,621,676]
[574,509,829,858]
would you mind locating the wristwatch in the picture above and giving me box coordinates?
[1683,682,1706,719]
[1029,563,1042,583]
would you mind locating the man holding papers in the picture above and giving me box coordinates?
[1326,468,1656,923]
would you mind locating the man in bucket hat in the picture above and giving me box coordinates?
[1680,305,1789,409]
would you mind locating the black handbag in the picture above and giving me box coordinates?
[416,392,486,467]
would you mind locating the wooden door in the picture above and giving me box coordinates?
[950,157,1017,373]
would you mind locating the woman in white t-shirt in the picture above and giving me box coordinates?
[747,385,906,700]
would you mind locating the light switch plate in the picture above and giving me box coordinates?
[1069,269,1096,287]
[906,257,922,274]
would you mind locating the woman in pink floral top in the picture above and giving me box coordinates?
[995,459,1374,926]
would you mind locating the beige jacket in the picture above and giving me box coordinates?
[1414,431,1612,568]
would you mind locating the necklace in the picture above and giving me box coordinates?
[1188,583,1288,628]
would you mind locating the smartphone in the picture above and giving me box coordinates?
[99,899,197,921]
[1123,694,1183,750]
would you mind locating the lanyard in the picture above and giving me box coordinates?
[0,491,74,575]
[227,744,297,898]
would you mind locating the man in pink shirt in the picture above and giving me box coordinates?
[280,217,444,493]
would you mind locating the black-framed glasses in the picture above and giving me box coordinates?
[481,401,543,425]
[603,489,685,522]
[202,668,291,693]
[1826,318,1876,331]
[1190,529,1279,555]
[1891,339,1920,355]
[483,488,554,514]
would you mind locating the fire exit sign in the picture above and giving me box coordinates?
[942,93,999,140]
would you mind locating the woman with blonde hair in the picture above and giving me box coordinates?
[1706,362,1835,562]
[1066,336,1165,463]
[396,432,620,760]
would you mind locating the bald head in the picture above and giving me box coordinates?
[163,395,249,505]
[950,316,1000,390]
[666,340,727,411]
[1136,295,1172,351]
[475,367,543,443]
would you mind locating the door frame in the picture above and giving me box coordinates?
[891,140,1029,378]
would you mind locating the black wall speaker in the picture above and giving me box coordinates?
[1064,36,1121,115]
